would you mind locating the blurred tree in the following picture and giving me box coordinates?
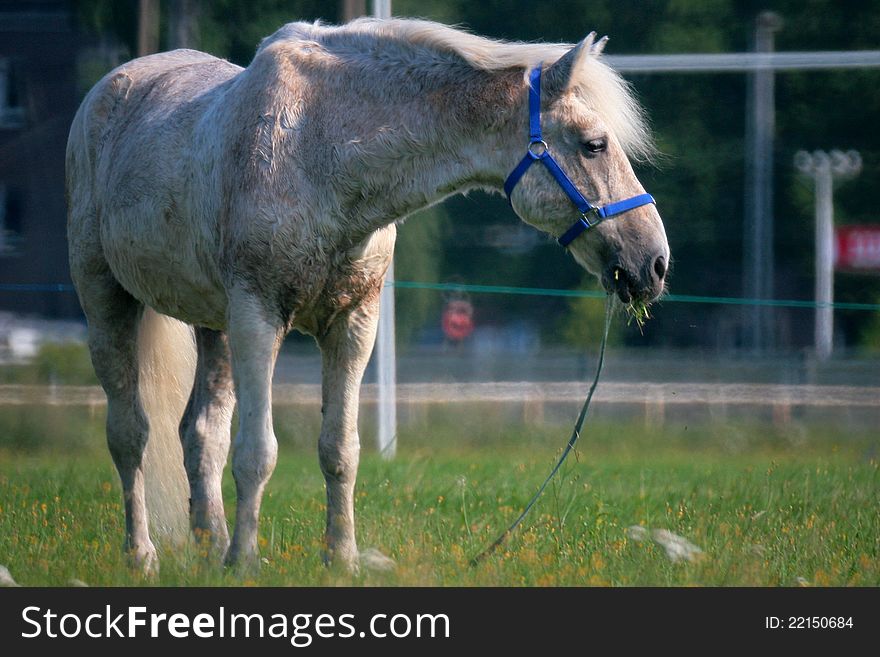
[168,0,201,50]
[74,0,138,57]
[73,0,335,65]
[339,0,366,22]
[858,294,880,352]
[137,0,159,55]
[394,207,452,346]
[560,281,623,349]
[197,0,335,65]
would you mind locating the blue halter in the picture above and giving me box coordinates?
[503,66,656,248]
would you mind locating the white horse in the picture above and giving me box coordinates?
[66,18,669,573]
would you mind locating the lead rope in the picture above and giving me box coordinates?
[470,294,614,566]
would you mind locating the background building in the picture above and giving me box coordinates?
[0,0,82,318]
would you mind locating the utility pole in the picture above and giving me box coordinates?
[168,0,201,50]
[743,11,782,353]
[371,0,397,459]
[340,0,366,21]
[137,0,160,57]
[794,150,862,361]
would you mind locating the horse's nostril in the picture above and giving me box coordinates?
[653,255,667,281]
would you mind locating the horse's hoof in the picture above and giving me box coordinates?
[128,543,159,577]
[224,547,261,577]
[359,548,396,573]
[192,527,231,563]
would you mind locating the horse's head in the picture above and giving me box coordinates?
[507,35,669,306]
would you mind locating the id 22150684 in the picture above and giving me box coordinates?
[765,617,854,630]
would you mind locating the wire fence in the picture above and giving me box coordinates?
[390,281,880,311]
[3,280,880,311]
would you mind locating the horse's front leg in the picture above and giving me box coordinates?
[225,287,283,569]
[317,293,382,572]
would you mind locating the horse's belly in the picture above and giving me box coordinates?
[102,222,227,329]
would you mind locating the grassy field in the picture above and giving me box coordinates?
[0,404,877,586]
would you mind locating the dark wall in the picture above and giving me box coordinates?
[0,1,82,318]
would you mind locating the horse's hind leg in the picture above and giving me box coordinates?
[179,328,235,559]
[75,273,155,570]
[317,290,384,572]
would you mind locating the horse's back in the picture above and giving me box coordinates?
[67,50,243,327]
[68,50,238,188]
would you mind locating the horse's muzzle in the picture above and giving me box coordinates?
[603,254,667,305]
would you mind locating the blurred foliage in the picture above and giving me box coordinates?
[856,294,880,353]
[394,206,451,347]
[33,342,98,385]
[197,0,337,66]
[73,0,137,55]
[560,288,623,348]
[68,0,880,351]
[0,342,98,385]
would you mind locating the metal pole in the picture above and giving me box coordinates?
[814,155,834,361]
[604,50,880,73]
[372,0,396,459]
[376,260,397,459]
[744,11,782,353]
[794,150,862,361]
[373,0,391,19]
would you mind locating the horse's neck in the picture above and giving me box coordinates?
[336,67,525,243]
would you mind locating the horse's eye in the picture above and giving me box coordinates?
[583,138,607,154]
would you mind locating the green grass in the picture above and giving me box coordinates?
[0,408,877,586]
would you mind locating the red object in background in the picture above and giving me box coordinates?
[442,299,474,341]
[835,226,880,272]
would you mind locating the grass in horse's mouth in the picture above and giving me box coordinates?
[609,267,651,331]
[625,299,651,331]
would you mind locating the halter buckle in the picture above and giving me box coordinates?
[581,207,601,228]
[527,140,549,159]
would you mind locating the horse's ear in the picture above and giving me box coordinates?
[543,32,604,98]
[591,35,609,55]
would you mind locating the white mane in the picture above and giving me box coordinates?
[258,17,656,162]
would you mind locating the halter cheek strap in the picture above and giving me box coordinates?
[503,66,656,248]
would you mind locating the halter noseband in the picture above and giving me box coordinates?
[503,66,656,248]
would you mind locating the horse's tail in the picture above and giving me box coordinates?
[137,307,196,548]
